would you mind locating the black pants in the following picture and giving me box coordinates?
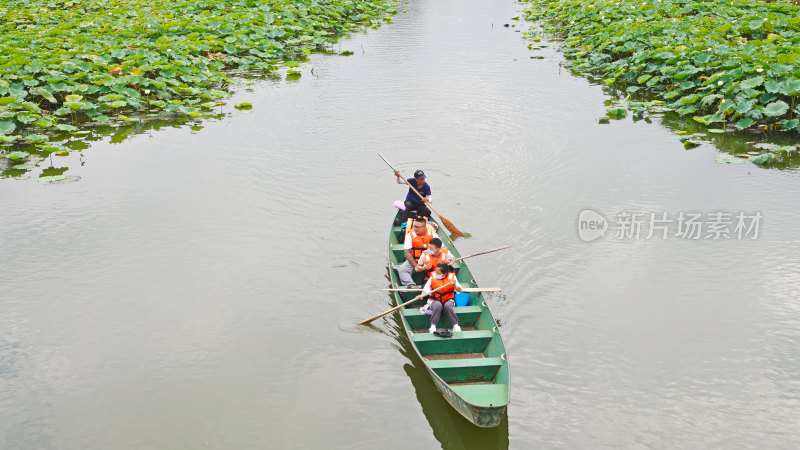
[404,200,431,219]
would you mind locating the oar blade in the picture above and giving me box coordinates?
[440,215,466,237]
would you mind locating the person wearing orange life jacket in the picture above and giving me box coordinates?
[421,263,463,333]
[397,218,435,287]
[404,216,438,233]
[414,238,455,285]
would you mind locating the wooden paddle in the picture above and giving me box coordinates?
[386,247,508,292]
[383,287,501,293]
[358,281,454,325]
[378,153,466,237]
[453,245,510,263]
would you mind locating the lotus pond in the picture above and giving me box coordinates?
[0,0,395,179]
[525,0,800,168]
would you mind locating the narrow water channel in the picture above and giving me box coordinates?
[2,0,799,448]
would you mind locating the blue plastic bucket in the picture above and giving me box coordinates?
[454,292,469,307]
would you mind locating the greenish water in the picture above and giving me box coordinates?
[2,0,800,448]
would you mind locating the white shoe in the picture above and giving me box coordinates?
[429,324,437,333]
[452,324,461,332]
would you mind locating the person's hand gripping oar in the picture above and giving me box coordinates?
[358,281,455,325]
[382,245,509,292]
[378,153,466,238]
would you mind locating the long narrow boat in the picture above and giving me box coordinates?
[387,210,509,427]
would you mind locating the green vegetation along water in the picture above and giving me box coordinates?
[3,0,800,446]
[0,0,395,179]
[525,0,800,168]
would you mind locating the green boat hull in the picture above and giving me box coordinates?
[387,211,509,428]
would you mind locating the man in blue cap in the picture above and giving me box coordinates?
[394,169,432,220]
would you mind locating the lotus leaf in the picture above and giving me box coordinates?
[763,101,789,118]
[6,151,30,160]
[739,77,765,90]
[735,118,755,130]
[38,175,68,182]
[0,121,16,134]
[25,134,49,143]
[764,80,781,93]
[715,153,747,164]
[749,153,776,165]
[606,108,626,119]
[778,119,799,131]
[684,140,702,149]
[779,79,800,96]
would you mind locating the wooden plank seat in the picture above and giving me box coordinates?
[424,352,485,361]
[402,305,483,329]
[413,325,477,333]
[411,330,494,356]
[427,357,503,384]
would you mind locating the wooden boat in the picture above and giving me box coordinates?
[387,210,509,427]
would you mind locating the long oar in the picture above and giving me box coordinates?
[383,287,501,293]
[358,282,454,325]
[378,153,466,237]
[383,247,509,293]
[452,245,510,263]
[384,247,509,293]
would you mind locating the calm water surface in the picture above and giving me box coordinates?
[2,0,800,448]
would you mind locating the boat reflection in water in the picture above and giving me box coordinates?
[390,311,510,449]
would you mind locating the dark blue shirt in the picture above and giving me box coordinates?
[406,178,431,202]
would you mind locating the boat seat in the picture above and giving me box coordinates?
[390,261,464,272]
[392,226,404,240]
[411,330,494,356]
[449,383,509,408]
[390,243,461,259]
[428,357,503,384]
[402,305,482,328]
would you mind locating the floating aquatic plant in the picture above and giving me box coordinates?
[0,0,396,177]
[525,0,800,166]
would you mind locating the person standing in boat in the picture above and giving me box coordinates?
[395,169,431,220]
[398,218,435,287]
[415,238,455,286]
[422,263,462,333]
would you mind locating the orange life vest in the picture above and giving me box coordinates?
[429,272,456,303]
[406,228,434,260]
[419,248,451,281]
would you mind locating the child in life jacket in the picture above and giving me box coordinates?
[420,263,462,333]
